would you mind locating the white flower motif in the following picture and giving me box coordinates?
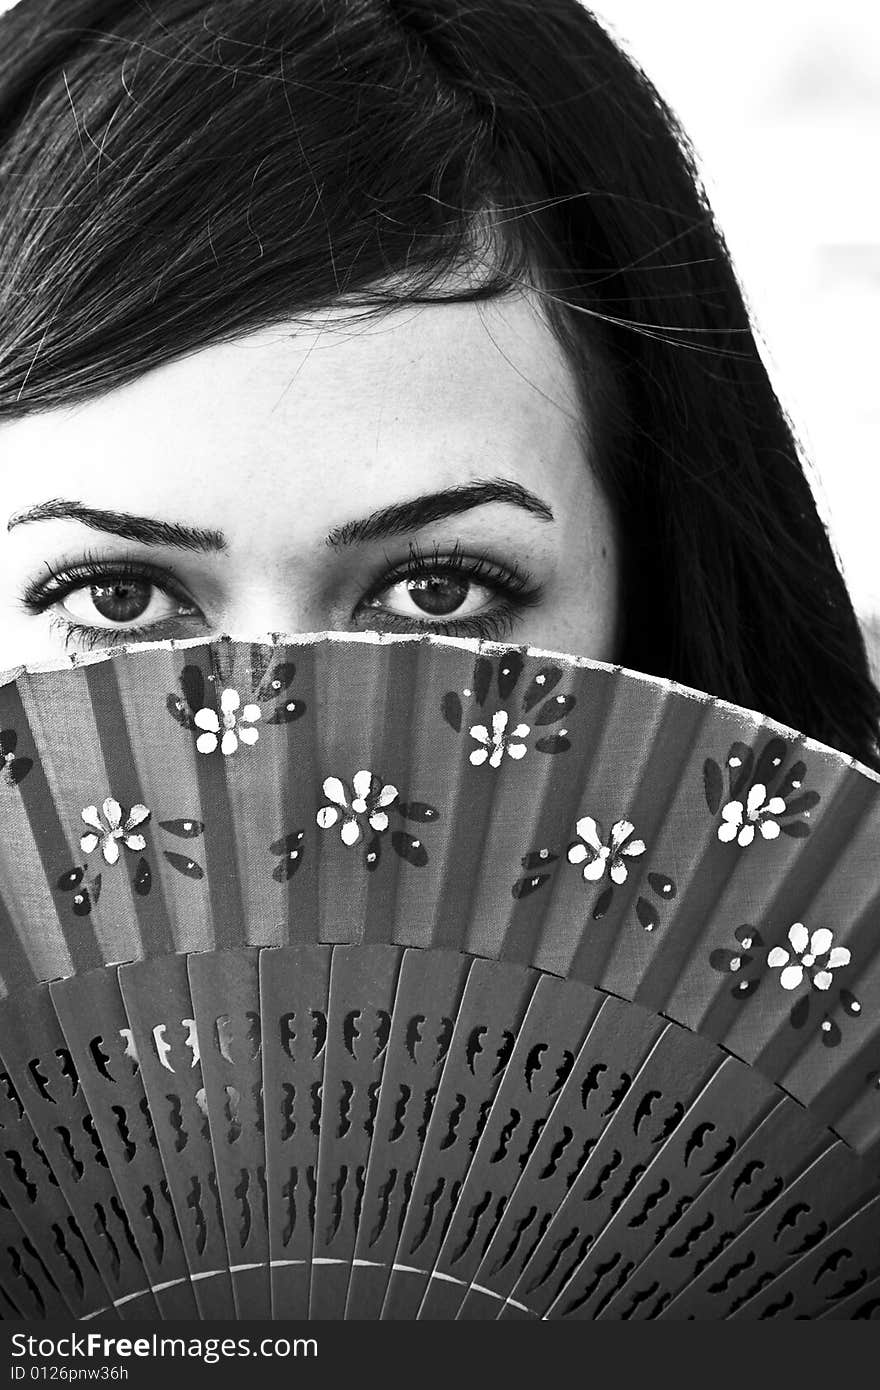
[469,711,531,768]
[193,687,261,756]
[717,782,787,846]
[567,816,647,885]
[316,770,399,846]
[80,798,150,865]
[767,923,851,992]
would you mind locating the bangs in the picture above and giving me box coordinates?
[0,2,553,413]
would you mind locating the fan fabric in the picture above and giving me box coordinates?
[0,634,878,1320]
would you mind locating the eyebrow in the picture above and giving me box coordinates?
[5,477,554,554]
[6,499,227,553]
[325,479,554,548]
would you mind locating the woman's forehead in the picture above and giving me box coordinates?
[0,294,589,539]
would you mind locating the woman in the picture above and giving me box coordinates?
[0,0,877,770]
[2,3,880,1333]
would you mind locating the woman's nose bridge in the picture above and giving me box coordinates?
[221,578,328,635]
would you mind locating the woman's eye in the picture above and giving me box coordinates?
[365,573,496,622]
[59,577,195,629]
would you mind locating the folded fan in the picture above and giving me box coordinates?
[0,634,878,1319]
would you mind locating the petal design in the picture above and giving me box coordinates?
[240,703,261,724]
[488,747,505,769]
[582,851,608,882]
[809,928,833,958]
[164,851,204,880]
[441,690,463,732]
[159,819,204,838]
[196,732,218,754]
[491,710,509,736]
[133,858,151,896]
[710,947,746,975]
[779,964,804,991]
[574,817,603,853]
[220,687,240,715]
[812,970,833,991]
[317,806,339,829]
[340,817,361,846]
[621,838,646,858]
[511,723,531,739]
[353,770,375,802]
[610,820,635,850]
[567,843,589,866]
[717,821,738,843]
[820,1017,842,1047]
[737,824,755,847]
[238,725,259,746]
[125,804,151,829]
[194,708,220,733]
[322,777,349,808]
[81,805,103,831]
[767,947,790,969]
[789,994,811,1028]
[469,748,489,766]
[102,837,120,866]
[80,832,100,854]
[469,724,489,745]
[220,729,238,756]
[102,798,122,829]
[369,810,389,833]
[720,801,743,825]
[610,860,628,885]
[759,820,781,839]
[788,922,809,955]
[375,783,399,808]
[826,947,851,970]
[766,796,786,815]
[124,833,147,852]
[746,783,767,817]
[507,743,527,759]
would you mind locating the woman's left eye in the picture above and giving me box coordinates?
[363,572,496,622]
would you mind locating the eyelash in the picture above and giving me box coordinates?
[363,539,542,639]
[21,542,543,648]
[21,554,196,651]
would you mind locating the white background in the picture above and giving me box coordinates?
[1,0,878,651]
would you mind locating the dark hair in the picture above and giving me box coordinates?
[1,0,878,767]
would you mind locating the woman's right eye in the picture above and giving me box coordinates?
[21,560,206,649]
[58,576,199,631]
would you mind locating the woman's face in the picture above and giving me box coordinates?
[0,293,620,668]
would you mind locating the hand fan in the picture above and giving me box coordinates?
[0,945,878,1322]
[0,633,878,1321]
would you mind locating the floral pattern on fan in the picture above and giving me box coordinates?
[768,923,851,993]
[704,736,820,845]
[316,770,439,873]
[512,814,677,932]
[441,651,575,763]
[56,801,205,916]
[193,688,261,756]
[166,650,306,754]
[80,799,149,863]
[1,728,33,786]
[567,816,646,884]
[710,922,861,1046]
